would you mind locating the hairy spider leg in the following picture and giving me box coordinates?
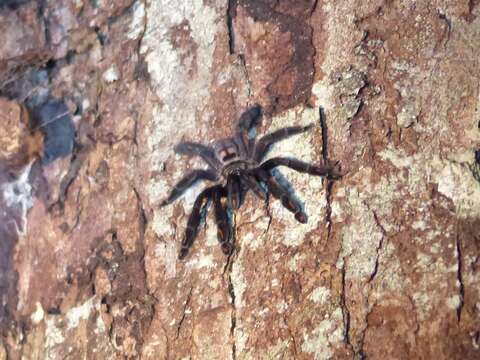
[174,142,223,171]
[254,124,314,162]
[255,168,308,223]
[235,104,263,156]
[178,186,214,259]
[227,173,242,209]
[239,171,267,200]
[212,187,233,255]
[260,157,341,179]
[160,169,218,206]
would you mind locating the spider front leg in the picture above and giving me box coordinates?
[178,187,214,259]
[254,168,307,223]
[160,169,218,206]
[260,157,342,180]
[254,124,313,162]
[235,104,262,156]
[212,187,233,255]
[174,142,222,170]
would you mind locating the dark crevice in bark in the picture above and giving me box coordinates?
[455,222,465,323]
[310,0,319,16]
[49,144,88,214]
[263,194,273,237]
[340,261,352,349]
[176,287,193,339]
[225,1,252,100]
[319,107,333,241]
[228,272,237,360]
[223,213,238,360]
[227,0,237,55]
[239,55,252,99]
[367,207,386,283]
[132,185,148,240]
[135,0,148,57]
[436,10,452,51]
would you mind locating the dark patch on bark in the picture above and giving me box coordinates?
[0,213,19,338]
[227,0,237,55]
[235,0,316,113]
[86,231,155,356]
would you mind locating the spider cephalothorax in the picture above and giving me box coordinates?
[160,105,341,259]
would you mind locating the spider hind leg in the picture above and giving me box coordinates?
[178,187,213,259]
[212,187,233,255]
[255,169,307,223]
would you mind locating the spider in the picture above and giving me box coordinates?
[160,105,341,259]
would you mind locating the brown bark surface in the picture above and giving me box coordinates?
[0,0,479,359]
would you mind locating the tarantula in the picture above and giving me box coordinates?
[160,105,341,259]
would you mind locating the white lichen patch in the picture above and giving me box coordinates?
[204,217,219,247]
[308,286,331,304]
[311,81,334,109]
[231,258,247,310]
[186,254,216,270]
[412,291,433,321]
[154,241,177,278]
[95,313,106,333]
[2,161,33,235]
[45,317,65,348]
[235,327,249,354]
[436,161,480,218]
[146,176,169,203]
[301,307,344,360]
[102,66,119,83]
[242,211,271,250]
[379,146,480,218]
[141,0,221,152]
[31,302,45,324]
[412,219,428,230]
[127,1,145,40]
[337,187,383,280]
[151,209,174,238]
[287,253,305,272]
[267,339,291,358]
[66,296,97,329]
[330,192,346,223]
[446,294,462,311]
[396,104,417,128]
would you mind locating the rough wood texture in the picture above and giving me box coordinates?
[0,0,479,359]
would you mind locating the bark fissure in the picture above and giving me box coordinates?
[367,207,386,283]
[340,260,352,349]
[228,271,237,360]
[223,213,238,360]
[176,287,193,339]
[319,107,333,241]
[455,221,464,323]
[227,0,237,55]
[50,144,88,212]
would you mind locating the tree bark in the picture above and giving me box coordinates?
[0,0,479,359]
